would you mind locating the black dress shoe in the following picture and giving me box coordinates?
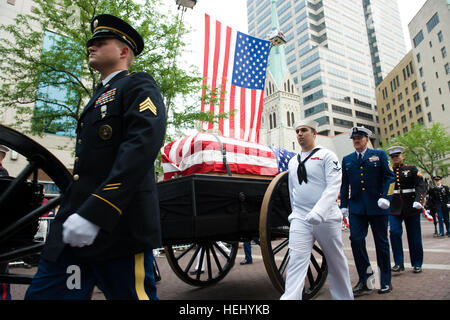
[413,266,422,273]
[240,259,252,265]
[392,264,405,272]
[352,282,372,296]
[378,284,392,294]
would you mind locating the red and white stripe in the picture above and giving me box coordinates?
[201,13,265,143]
[423,208,434,222]
[161,132,278,180]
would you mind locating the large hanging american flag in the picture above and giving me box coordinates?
[201,13,271,143]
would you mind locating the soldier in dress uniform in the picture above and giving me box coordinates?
[0,145,9,177]
[386,146,426,274]
[340,127,395,296]
[25,14,166,300]
[428,176,450,237]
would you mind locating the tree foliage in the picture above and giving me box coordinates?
[384,123,450,181]
[0,0,221,142]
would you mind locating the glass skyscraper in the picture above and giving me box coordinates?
[247,0,406,145]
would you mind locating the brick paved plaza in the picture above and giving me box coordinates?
[8,217,450,300]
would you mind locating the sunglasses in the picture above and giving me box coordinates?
[389,154,401,158]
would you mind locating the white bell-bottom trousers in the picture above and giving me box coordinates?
[280,218,353,300]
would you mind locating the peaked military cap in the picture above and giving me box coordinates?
[0,145,9,153]
[86,14,144,56]
[433,176,442,180]
[293,119,319,131]
[386,146,405,156]
[349,126,372,138]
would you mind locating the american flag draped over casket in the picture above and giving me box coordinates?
[161,132,296,181]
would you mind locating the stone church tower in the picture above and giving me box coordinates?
[259,0,302,153]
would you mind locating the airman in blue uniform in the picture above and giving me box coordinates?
[340,127,395,296]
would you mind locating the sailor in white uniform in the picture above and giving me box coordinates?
[280,120,353,300]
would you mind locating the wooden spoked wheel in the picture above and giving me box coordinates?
[259,171,328,299]
[164,241,238,287]
[0,125,71,283]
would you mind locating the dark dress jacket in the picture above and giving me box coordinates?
[42,70,166,262]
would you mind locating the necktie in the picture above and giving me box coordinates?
[358,153,362,161]
[297,148,321,185]
[297,156,307,185]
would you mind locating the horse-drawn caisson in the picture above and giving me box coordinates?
[0,124,327,299]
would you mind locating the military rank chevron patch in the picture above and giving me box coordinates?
[139,97,157,115]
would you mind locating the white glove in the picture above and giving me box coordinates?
[305,211,323,225]
[62,213,100,247]
[412,201,423,210]
[447,204,450,208]
[377,198,390,209]
[340,208,349,217]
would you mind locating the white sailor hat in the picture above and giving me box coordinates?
[349,126,372,138]
[0,145,9,153]
[293,119,319,131]
[386,146,405,156]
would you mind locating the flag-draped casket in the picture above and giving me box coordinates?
[159,132,296,243]
[161,132,296,180]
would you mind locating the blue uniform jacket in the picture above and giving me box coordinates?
[340,148,395,215]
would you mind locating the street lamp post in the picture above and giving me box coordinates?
[164,0,197,115]
[176,0,197,11]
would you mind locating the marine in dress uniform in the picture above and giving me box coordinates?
[280,120,353,300]
[428,176,450,237]
[386,146,426,273]
[25,14,166,300]
[340,127,395,295]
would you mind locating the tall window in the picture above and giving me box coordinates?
[33,30,81,137]
[413,30,424,47]
[426,13,439,33]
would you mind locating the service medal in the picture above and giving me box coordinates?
[101,105,107,119]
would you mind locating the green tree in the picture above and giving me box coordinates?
[384,123,450,181]
[0,0,223,141]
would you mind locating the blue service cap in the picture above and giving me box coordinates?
[86,14,144,56]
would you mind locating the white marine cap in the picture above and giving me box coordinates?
[0,145,9,153]
[293,119,319,131]
[386,146,405,156]
[349,126,372,138]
